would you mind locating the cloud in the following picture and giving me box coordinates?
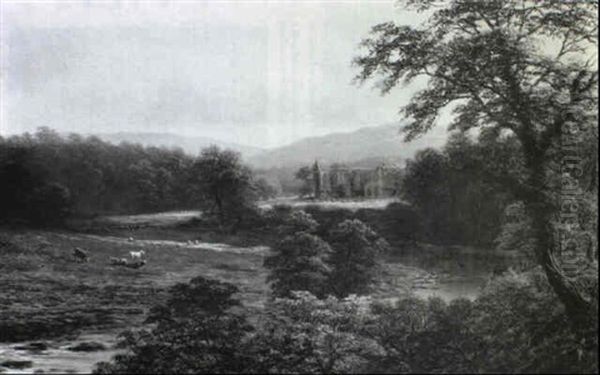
[1,1,443,148]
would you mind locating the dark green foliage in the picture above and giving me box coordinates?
[266,206,319,236]
[0,127,198,219]
[254,177,278,200]
[247,292,383,374]
[29,182,72,226]
[369,297,480,373]
[368,269,598,374]
[401,134,512,246]
[94,277,253,374]
[328,219,387,297]
[0,141,71,226]
[94,270,598,374]
[354,0,597,328]
[295,165,313,197]
[191,146,257,226]
[264,232,332,298]
[472,269,598,374]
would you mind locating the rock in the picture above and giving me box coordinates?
[1,360,33,369]
[14,341,48,351]
[67,341,106,352]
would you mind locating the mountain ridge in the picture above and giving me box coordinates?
[247,123,446,169]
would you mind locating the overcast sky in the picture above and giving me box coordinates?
[1,0,447,148]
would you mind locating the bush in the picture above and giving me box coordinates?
[246,291,384,374]
[471,268,598,373]
[266,207,319,236]
[94,277,253,374]
[264,232,332,298]
[368,296,480,373]
[328,219,387,297]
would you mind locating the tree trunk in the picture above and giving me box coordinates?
[524,158,592,329]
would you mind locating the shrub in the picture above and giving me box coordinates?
[246,291,384,374]
[327,219,387,297]
[94,277,253,374]
[368,297,480,373]
[471,268,598,373]
[264,232,332,298]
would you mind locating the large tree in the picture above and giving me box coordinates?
[191,146,256,226]
[354,0,598,325]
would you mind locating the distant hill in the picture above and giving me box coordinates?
[95,132,264,158]
[247,123,446,169]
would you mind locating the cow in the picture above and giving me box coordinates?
[129,250,146,261]
[109,257,128,266]
[72,247,89,263]
[126,259,146,269]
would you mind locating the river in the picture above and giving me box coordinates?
[0,331,122,374]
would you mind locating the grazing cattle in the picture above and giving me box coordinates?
[128,237,134,242]
[126,259,146,269]
[129,250,145,261]
[109,257,128,266]
[72,247,89,263]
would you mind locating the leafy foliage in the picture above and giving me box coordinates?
[368,297,481,373]
[402,133,512,246]
[264,232,333,298]
[295,166,314,197]
[0,128,199,219]
[472,269,598,373]
[267,206,320,236]
[94,277,253,374]
[355,0,598,323]
[247,291,384,374]
[191,146,257,226]
[327,219,387,297]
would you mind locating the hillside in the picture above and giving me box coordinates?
[95,132,264,158]
[247,123,446,169]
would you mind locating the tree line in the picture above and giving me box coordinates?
[0,127,276,226]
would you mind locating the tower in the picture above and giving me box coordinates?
[312,160,322,199]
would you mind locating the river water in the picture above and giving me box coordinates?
[0,331,122,374]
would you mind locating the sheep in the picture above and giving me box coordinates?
[129,250,146,261]
[72,247,89,263]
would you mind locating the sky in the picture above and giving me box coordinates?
[0,0,447,148]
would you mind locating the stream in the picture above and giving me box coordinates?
[0,331,122,374]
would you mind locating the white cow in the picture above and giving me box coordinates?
[129,250,146,261]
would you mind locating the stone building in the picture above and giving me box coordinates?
[312,160,401,199]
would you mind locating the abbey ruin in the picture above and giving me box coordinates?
[312,161,401,199]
